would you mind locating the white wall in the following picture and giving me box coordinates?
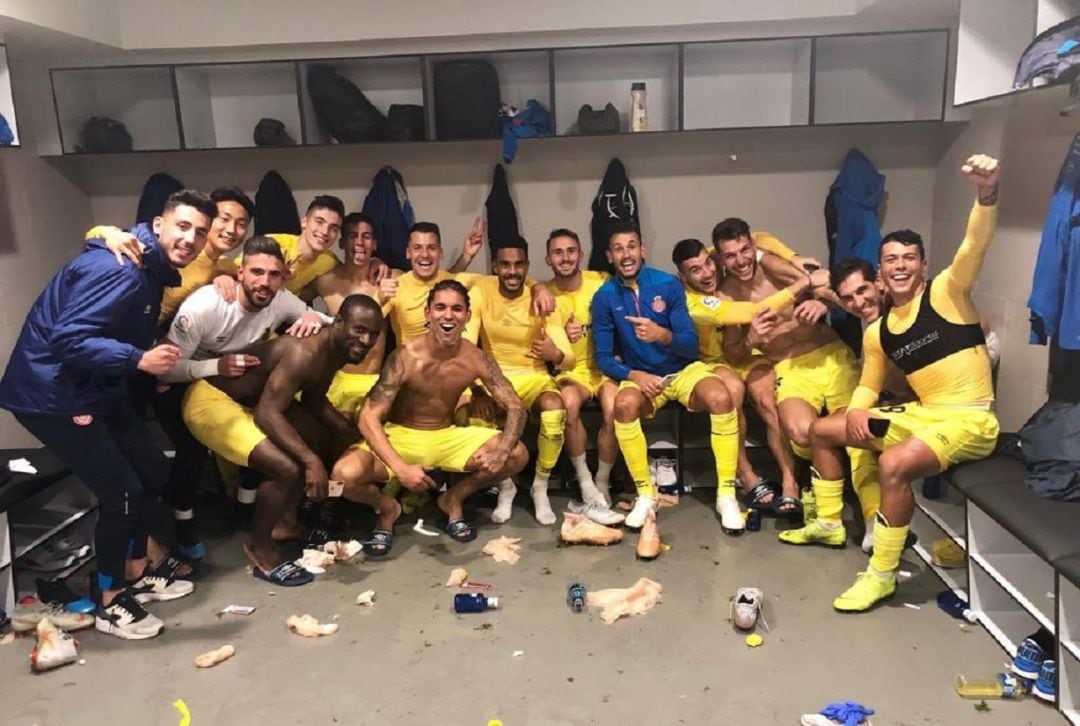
[0,47,94,447]
[73,123,941,279]
[929,84,1077,430]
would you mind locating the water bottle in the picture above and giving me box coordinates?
[746,509,761,532]
[630,82,648,132]
[954,672,1027,699]
[453,593,499,614]
[567,578,587,613]
[937,590,977,623]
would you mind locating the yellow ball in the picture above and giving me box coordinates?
[745,633,763,648]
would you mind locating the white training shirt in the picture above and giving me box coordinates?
[159,283,331,383]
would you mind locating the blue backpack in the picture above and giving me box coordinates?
[0,113,14,146]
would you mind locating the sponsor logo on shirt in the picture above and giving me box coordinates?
[702,296,722,310]
[175,315,192,333]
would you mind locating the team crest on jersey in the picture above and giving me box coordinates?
[175,315,192,333]
[702,296,721,310]
[651,296,666,313]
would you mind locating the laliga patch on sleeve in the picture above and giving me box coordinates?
[702,296,722,310]
[174,315,191,334]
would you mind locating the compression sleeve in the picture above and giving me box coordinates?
[848,322,887,411]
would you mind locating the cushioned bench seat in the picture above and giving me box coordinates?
[945,456,1080,564]
[0,448,71,512]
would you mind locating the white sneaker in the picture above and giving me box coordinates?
[655,457,678,489]
[567,499,625,526]
[129,570,194,604]
[715,496,745,536]
[730,587,768,631]
[95,590,164,640]
[12,604,94,634]
[491,480,517,524]
[625,496,657,530]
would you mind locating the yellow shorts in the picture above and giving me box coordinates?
[507,371,560,409]
[182,380,266,467]
[555,368,611,398]
[618,360,718,415]
[326,370,379,416]
[774,341,859,412]
[872,402,1000,469]
[710,354,772,382]
[359,423,499,473]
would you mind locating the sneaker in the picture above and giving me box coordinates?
[11,603,94,633]
[20,537,92,573]
[715,496,745,536]
[128,560,195,604]
[35,578,96,614]
[95,590,164,640]
[655,457,679,493]
[778,519,846,548]
[1033,660,1057,702]
[624,496,657,530]
[567,499,625,526]
[30,617,80,671]
[730,587,768,631]
[1011,637,1048,679]
[833,569,897,612]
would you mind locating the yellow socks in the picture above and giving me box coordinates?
[848,448,881,521]
[534,408,566,485]
[811,471,845,524]
[710,410,739,499]
[869,514,910,575]
[614,418,654,498]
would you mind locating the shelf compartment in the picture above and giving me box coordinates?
[1064,642,1080,724]
[909,507,969,597]
[553,44,679,135]
[812,30,948,125]
[969,556,1044,657]
[683,38,811,130]
[299,57,424,145]
[1062,575,1080,663]
[968,503,1056,630]
[914,483,967,550]
[52,65,180,153]
[175,62,302,150]
[0,44,19,147]
[8,475,97,560]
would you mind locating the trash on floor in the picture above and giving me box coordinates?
[931,538,967,568]
[173,699,192,726]
[512,650,524,657]
[323,540,362,561]
[745,633,763,648]
[586,577,663,624]
[799,701,875,726]
[194,644,235,668]
[560,512,623,546]
[413,519,440,537]
[355,590,376,607]
[286,614,339,638]
[462,581,494,590]
[483,536,523,565]
[296,548,335,575]
[219,605,256,617]
[446,568,468,587]
[955,672,1027,699]
[8,457,37,474]
[29,617,79,672]
[903,603,921,610]
[453,593,499,613]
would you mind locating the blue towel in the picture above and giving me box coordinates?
[820,701,874,726]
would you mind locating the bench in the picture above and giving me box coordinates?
[914,455,1080,722]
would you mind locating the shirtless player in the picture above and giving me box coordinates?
[182,295,384,585]
[718,220,881,542]
[334,280,529,547]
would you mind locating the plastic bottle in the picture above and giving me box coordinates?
[567,578,587,613]
[453,593,499,613]
[630,82,648,132]
[954,672,1027,699]
[937,590,977,623]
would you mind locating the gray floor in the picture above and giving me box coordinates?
[0,489,1065,726]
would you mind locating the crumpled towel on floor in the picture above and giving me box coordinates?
[586,577,663,624]
[482,536,522,565]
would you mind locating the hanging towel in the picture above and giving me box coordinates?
[135,173,183,225]
[1028,132,1080,350]
[588,159,639,275]
[361,167,414,272]
[254,170,301,236]
[485,164,520,258]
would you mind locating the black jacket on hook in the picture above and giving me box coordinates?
[589,158,639,274]
[485,164,521,258]
[254,171,301,236]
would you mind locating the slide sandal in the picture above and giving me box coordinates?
[772,496,804,519]
[444,518,478,543]
[743,480,780,511]
[362,530,395,557]
[252,561,314,587]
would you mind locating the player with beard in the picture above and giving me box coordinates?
[182,295,384,585]
[812,155,1001,611]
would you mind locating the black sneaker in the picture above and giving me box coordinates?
[35,578,96,614]
[94,590,164,640]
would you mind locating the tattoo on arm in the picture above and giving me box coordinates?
[978,184,999,206]
[479,352,526,444]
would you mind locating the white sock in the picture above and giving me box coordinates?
[531,483,556,526]
[237,488,257,504]
[571,454,603,505]
[594,459,614,506]
[492,479,516,524]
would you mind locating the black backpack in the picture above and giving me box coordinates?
[433,59,501,140]
[253,117,295,146]
[77,117,133,153]
[387,104,425,141]
[306,65,388,143]
[577,103,620,134]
